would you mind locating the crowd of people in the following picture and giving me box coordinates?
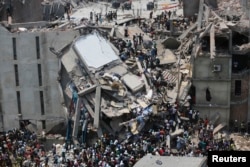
[1,1,245,167]
[0,102,239,167]
[0,126,48,167]
[153,10,191,32]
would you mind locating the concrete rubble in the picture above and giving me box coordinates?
[45,2,194,145]
[54,0,195,151]
[1,0,250,166]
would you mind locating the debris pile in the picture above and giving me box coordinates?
[1,0,250,166]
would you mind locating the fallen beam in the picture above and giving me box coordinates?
[94,86,101,128]
[178,23,197,40]
[199,22,212,39]
[213,122,226,135]
[78,85,97,96]
[170,129,184,138]
[86,94,95,105]
[210,7,223,21]
[136,59,150,92]
[82,98,95,118]
[72,98,81,140]
[210,113,220,125]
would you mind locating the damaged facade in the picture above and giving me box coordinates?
[0,0,249,148]
[191,0,250,125]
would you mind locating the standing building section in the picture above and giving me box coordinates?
[192,30,232,124]
[192,0,250,125]
[0,25,78,132]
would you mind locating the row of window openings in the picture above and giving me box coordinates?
[15,63,43,115]
[16,91,45,115]
[14,64,42,86]
[13,37,44,121]
[12,36,40,60]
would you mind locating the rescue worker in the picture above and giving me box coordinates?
[124,24,128,37]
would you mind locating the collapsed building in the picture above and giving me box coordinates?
[0,0,250,147]
[0,0,183,133]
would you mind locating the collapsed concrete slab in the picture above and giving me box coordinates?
[74,32,120,71]
[122,73,145,93]
[159,49,177,65]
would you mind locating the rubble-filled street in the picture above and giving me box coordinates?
[1,0,250,166]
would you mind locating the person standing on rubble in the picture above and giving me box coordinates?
[90,11,93,22]
[138,33,143,45]
[122,5,124,12]
[168,10,172,19]
[150,45,157,57]
[64,2,71,21]
[124,24,128,37]
[126,40,132,49]
[99,13,102,24]
[133,35,137,50]
[110,11,113,21]
[149,11,153,19]
[95,14,98,25]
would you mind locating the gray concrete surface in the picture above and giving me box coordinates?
[0,26,78,132]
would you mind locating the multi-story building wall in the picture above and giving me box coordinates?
[230,30,250,124]
[192,0,250,125]
[192,30,232,125]
[0,24,78,132]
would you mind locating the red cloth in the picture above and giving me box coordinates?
[158,149,164,156]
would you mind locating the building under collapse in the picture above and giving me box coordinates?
[0,0,250,141]
[191,0,250,126]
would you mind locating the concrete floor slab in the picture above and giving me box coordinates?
[122,73,144,93]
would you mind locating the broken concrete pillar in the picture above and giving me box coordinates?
[82,98,95,118]
[197,0,205,31]
[210,24,215,60]
[72,98,81,140]
[94,86,101,128]
[199,23,212,39]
